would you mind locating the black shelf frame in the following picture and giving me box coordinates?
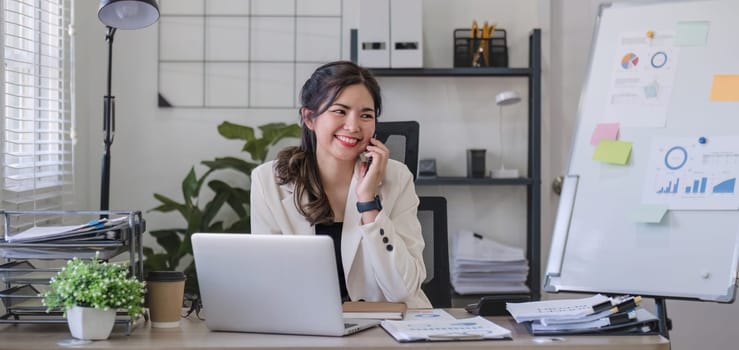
[374,30,542,304]
[416,177,533,186]
[371,67,531,77]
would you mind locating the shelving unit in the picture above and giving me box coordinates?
[0,210,146,334]
[416,177,533,186]
[368,67,531,77]
[371,29,542,306]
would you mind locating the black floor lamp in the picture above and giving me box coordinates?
[97,0,159,211]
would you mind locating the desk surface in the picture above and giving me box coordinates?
[0,309,669,350]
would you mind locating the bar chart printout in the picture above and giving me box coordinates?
[644,137,739,210]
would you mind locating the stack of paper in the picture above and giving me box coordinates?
[506,294,659,335]
[450,230,529,294]
[5,217,128,243]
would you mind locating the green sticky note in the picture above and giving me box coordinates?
[630,204,668,223]
[676,21,710,46]
[592,140,632,165]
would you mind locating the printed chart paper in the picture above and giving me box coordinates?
[643,136,739,210]
[605,31,679,127]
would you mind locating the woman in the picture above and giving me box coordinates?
[250,61,431,308]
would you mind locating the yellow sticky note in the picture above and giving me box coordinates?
[710,75,739,101]
[630,204,668,223]
[592,140,632,165]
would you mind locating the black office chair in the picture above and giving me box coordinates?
[374,121,419,180]
[418,196,452,308]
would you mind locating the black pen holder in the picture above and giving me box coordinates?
[453,28,508,68]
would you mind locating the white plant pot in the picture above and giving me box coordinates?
[66,306,116,340]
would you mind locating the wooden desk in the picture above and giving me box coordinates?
[0,309,669,350]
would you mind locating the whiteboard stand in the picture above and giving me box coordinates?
[654,297,671,339]
[546,0,739,335]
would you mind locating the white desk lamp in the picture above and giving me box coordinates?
[491,91,521,178]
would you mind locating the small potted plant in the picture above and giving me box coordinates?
[42,254,145,340]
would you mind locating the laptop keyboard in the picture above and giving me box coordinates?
[344,323,357,329]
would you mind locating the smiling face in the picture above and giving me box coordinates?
[303,84,376,164]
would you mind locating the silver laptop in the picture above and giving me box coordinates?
[191,233,379,336]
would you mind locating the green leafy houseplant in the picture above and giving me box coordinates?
[144,121,300,297]
[42,256,145,319]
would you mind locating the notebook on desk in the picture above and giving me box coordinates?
[191,233,379,337]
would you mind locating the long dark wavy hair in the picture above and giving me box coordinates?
[274,61,382,225]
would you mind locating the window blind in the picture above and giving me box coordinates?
[1,0,74,232]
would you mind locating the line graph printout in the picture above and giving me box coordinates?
[643,136,739,210]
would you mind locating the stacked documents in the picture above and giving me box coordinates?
[5,217,128,243]
[506,294,660,335]
[450,230,529,295]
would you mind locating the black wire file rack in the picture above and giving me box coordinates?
[0,210,146,334]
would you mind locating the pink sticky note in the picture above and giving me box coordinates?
[590,123,620,145]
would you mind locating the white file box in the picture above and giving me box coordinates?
[390,0,423,68]
[358,0,390,68]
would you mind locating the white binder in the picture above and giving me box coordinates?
[390,0,423,68]
[358,0,390,68]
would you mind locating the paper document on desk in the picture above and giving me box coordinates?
[506,294,610,323]
[403,308,456,320]
[381,316,511,342]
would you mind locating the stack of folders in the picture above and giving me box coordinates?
[450,230,529,294]
[506,294,660,335]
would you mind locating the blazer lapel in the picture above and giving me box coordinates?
[279,182,313,235]
[341,163,363,277]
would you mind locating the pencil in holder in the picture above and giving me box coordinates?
[453,28,508,68]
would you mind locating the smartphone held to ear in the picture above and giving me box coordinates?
[360,152,372,175]
[360,135,376,175]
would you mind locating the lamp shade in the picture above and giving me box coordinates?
[98,0,159,30]
[495,91,521,106]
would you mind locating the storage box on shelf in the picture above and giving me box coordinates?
[0,210,145,334]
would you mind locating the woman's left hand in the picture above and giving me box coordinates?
[357,137,389,202]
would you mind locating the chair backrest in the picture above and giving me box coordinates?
[418,196,451,308]
[374,121,419,180]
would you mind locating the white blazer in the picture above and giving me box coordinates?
[250,159,432,309]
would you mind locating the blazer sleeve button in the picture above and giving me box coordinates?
[382,237,389,244]
[379,228,385,236]
[386,244,394,252]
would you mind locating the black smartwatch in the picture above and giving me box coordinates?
[356,195,382,213]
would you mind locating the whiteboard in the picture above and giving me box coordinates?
[545,0,739,302]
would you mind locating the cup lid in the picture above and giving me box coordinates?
[146,271,186,282]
